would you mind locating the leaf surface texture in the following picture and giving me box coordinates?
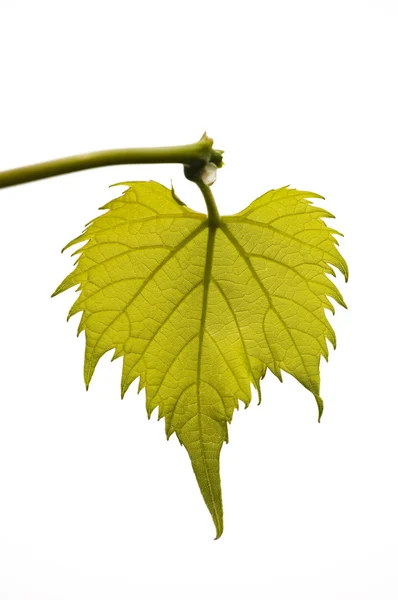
[53,182,347,538]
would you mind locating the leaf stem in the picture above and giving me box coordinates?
[0,133,223,189]
[194,178,221,228]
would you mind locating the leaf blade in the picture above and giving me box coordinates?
[54,183,347,537]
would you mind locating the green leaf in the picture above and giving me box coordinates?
[52,181,347,538]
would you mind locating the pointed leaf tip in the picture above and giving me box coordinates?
[316,395,324,422]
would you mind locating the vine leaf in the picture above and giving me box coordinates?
[52,181,348,539]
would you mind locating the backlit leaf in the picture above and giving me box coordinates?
[52,181,347,538]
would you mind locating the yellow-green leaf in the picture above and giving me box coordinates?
[52,181,347,538]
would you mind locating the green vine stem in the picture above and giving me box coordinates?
[0,133,223,189]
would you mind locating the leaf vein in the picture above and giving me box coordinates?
[211,278,257,389]
[86,223,206,382]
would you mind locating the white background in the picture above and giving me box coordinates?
[0,1,397,598]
